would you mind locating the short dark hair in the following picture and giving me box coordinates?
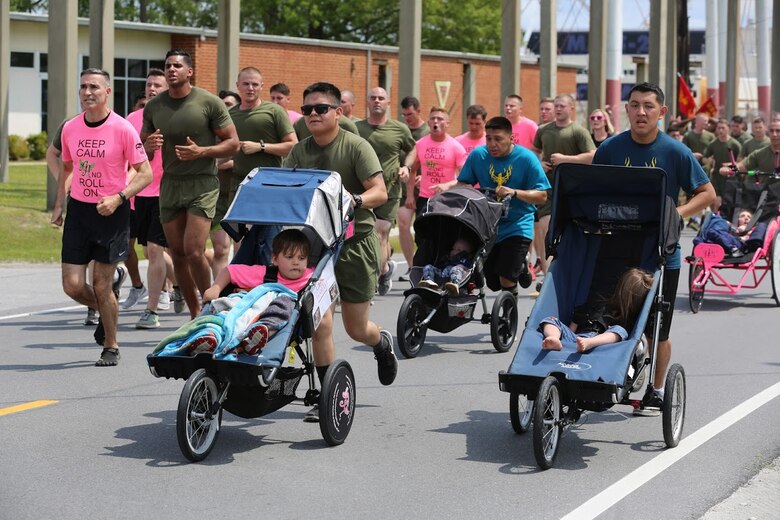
[730,115,744,124]
[80,68,110,82]
[302,82,341,106]
[485,116,512,134]
[218,90,241,104]
[270,82,291,96]
[628,82,665,104]
[147,67,164,78]
[400,96,421,110]
[505,94,523,103]
[272,229,311,258]
[165,49,193,67]
[465,104,487,119]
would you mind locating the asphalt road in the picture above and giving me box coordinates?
[1,231,778,519]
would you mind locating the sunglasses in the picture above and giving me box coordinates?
[301,104,338,116]
[590,115,605,121]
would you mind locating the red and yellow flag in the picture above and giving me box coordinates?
[696,96,718,117]
[678,73,696,119]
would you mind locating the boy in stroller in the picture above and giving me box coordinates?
[539,268,653,352]
[692,210,767,257]
[187,229,314,355]
[419,236,475,296]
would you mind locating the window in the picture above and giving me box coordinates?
[11,52,34,68]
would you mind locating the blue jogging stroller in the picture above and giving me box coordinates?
[147,168,355,462]
[498,164,687,469]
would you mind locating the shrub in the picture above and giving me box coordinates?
[8,135,30,161]
[27,131,48,161]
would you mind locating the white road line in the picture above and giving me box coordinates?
[562,380,780,520]
[0,305,83,322]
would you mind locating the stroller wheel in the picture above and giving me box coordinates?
[177,369,222,462]
[490,291,518,353]
[688,257,705,313]
[397,294,428,358]
[509,392,533,434]
[533,376,563,470]
[662,364,686,448]
[319,359,356,446]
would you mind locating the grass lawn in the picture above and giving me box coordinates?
[0,163,63,263]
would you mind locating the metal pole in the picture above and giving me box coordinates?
[725,0,740,116]
[398,0,422,113]
[605,0,622,130]
[217,0,240,93]
[755,0,771,117]
[705,0,720,109]
[588,0,606,117]
[540,0,557,99]
[500,0,521,113]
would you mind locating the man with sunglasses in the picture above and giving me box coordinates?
[283,82,397,421]
[356,87,416,296]
[531,94,595,284]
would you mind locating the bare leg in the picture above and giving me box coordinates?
[374,219,392,274]
[125,237,143,288]
[91,262,120,347]
[397,206,415,269]
[340,300,381,346]
[312,306,336,367]
[209,228,232,279]
[145,242,167,311]
[541,323,563,351]
[577,331,621,352]
[164,211,212,318]
[652,338,671,390]
[534,215,551,276]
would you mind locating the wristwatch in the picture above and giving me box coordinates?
[118,191,128,202]
[260,140,266,152]
[352,194,363,209]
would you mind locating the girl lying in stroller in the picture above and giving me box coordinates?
[692,210,767,257]
[418,236,476,296]
[539,268,653,353]
[159,229,313,356]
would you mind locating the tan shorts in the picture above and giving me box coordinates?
[159,175,219,223]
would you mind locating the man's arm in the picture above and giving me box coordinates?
[46,144,62,181]
[50,160,73,226]
[677,182,716,218]
[550,149,595,165]
[358,172,388,209]
[96,160,153,217]
[496,186,547,205]
[239,131,298,157]
[175,124,240,160]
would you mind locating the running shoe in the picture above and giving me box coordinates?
[135,309,160,329]
[172,287,185,314]
[241,323,269,355]
[303,404,320,423]
[112,266,127,300]
[374,329,398,386]
[633,388,663,417]
[189,334,217,355]
[121,285,148,310]
[377,260,396,296]
[84,307,99,326]
[444,281,460,297]
[157,291,171,311]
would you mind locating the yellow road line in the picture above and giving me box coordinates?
[0,400,58,417]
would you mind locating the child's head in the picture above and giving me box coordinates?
[737,210,753,227]
[450,237,474,257]
[608,268,654,326]
[271,229,311,280]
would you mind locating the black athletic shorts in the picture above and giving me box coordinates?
[484,235,531,291]
[134,196,168,247]
[645,268,680,342]
[62,198,130,265]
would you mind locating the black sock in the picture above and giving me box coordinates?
[316,365,329,385]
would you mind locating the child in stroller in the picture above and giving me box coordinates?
[539,267,653,352]
[184,229,315,356]
[418,236,476,296]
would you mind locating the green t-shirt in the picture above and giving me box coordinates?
[532,122,595,181]
[682,129,715,155]
[739,136,770,159]
[732,132,752,145]
[283,129,382,237]
[355,118,415,189]
[294,115,358,140]
[703,138,741,192]
[229,101,295,178]
[743,145,780,173]
[410,122,430,141]
[142,86,233,178]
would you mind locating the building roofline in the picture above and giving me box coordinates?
[11,11,579,69]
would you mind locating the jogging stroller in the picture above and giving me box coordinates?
[396,186,517,358]
[498,164,686,469]
[147,168,355,462]
[686,169,780,312]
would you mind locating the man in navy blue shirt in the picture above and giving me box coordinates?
[593,82,715,415]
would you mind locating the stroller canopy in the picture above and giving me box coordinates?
[547,164,680,261]
[223,167,349,249]
[414,186,505,249]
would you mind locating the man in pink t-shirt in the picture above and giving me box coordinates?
[504,94,538,150]
[270,82,303,123]
[124,68,173,327]
[456,104,487,155]
[51,68,152,367]
[405,107,467,216]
